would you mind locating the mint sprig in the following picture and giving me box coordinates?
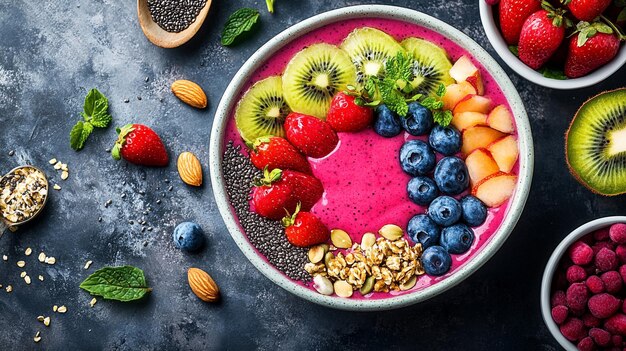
[79,266,152,302]
[70,88,112,151]
[221,8,260,46]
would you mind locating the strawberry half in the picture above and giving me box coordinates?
[111,124,169,167]
[518,6,567,70]
[281,170,324,211]
[284,113,338,158]
[564,22,622,78]
[565,0,611,22]
[326,92,374,132]
[282,203,330,247]
[252,168,299,220]
[499,0,542,44]
[249,137,312,174]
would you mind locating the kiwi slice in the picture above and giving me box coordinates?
[401,37,454,97]
[566,88,626,196]
[235,75,291,144]
[340,27,405,84]
[282,43,356,119]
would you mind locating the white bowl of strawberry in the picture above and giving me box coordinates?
[210,5,533,310]
[480,0,626,89]
[542,217,626,350]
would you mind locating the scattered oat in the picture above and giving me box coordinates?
[43,316,50,327]
[20,271,26,278]
[17,260,25,267]
[6,285,12,293]
[24,275,31,284]
[53,184,61,191]
[2,255,7,261]
[33,331,41,343]
[44,257,56,265]
[53,162,62,170]
[38,252,46,262]
[25,247,32,256]
[52,305,58,312]
[38,275,44,281]
[61,171,69,180]
[48,158,57,165]
[61,164,68,172]
[37,316,44,322]
[57,305,67,313]
[84,260,93,270]
[89,298,97,307]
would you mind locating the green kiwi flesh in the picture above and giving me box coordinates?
[282,43,356,119]
[235,76,290,144]
[566,88,626,196]
[340,27,405,84]
[401,37,454,97]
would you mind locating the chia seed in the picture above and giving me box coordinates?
[147,0,207,33]
[222,142,310,282]
[124,98,129,103]
[137,96,142,101]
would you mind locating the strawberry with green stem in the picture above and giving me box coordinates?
[499,0,542,44]
[282,202,330,247]
[252,168,299,220]
[563,0,612,22]
[518,2,570,70]
[111,124,169,167]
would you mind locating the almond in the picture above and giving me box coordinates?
[171,80,207,109]
[187,267,220,302]
[177,152,203,186]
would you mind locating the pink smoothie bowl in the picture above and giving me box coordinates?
[209,5,534,311]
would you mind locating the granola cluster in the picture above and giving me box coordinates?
[0,167,47,223]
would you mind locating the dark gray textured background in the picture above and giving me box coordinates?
[0,0,625,350]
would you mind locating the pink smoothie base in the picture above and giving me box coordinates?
[223,18,519,299]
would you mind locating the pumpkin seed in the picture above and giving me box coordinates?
[359,276,375,295]
[378,224,403,241]
[330,229,352,249]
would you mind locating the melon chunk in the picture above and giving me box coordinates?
[453,95,493,115]
[451,112,488,131]
[442,81,477,111]
[487,105,515,134]
[488,135,519,173]
[449,55,484,95]
[461,126,506,156]
[471,172,517,207]
[465,148,500,187]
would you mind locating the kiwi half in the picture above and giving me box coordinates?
[340,27,405,84]
[282,43,356,119]
[566,88,626,196]
[402,37,454,97]
[235,75,291,144]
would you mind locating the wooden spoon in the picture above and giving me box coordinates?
[137,0,212,48]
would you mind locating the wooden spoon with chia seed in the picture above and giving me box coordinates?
[137,0,212,48]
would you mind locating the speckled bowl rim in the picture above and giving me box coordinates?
[209,5,534,311]
[541,216,626,350]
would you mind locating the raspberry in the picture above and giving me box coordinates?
[567,265,588,283]
[601,270,623,294]
[605,314,626,335]
[551,305,569,324]
[616,245,626,264]
[582,313,601,327]
[610,223,626,244]
[567,282,589,311]
[551,290,567,306]
[589,327,611,346]
[620,265,626,283]
[577,336,595,351]
[588,293,621,318]
[595,228,611,241]
[593,241,615,254]
[586,275,606,294]
[611,334,622,346]
[570,241,594,265]
[560,317,587,341]
[596,247,619,272]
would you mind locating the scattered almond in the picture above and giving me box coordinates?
[171,80,208,109]
[187,267,220,302]
[177,152,203,186]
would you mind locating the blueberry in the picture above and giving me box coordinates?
[407,176,438,206]
[428,196,462,227]
[433,156,469,195]
[421,245,452,276]
[400,140,436,176]
[441,224,475,254]
[401,102,433,136]
[173,222,205,251]
[429,125,462,156]
[374,104,402,137]
[460,195,488,227]
[407,214,441,248]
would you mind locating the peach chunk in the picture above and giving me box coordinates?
[487,105,515,134]
[442,81,477,111]
[453,95,493,115]
[488,135,519,173]
[471,172,517,207]
[461,126,506,156]
[451,112,488,131]
[465,148,500,187]
[449,55,484,95]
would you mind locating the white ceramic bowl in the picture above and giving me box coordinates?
[541,216,626,350]
[479,1,626,89]
[209,5,534,311]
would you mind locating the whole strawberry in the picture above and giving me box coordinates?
[282,203,330,247]
[499,0,542,44]
[565,23,621,78]
[111,124,168,166]
[281,170,324,211]
[326,92,374,132]
[518,7,567,69]
[249,137,312,174]
[565,0,611,22]
[284,113,338,158]
[252,168,299,220]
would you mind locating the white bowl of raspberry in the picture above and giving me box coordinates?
[541,216,626,350]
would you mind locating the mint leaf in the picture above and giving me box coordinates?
[436,84,446,97]
[221,8,260,46]
[83,88,106,119]
[70,121,94,151]
[433,110,453,127]
[80,266,152,302]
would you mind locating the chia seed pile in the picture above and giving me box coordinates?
[147,0,207,33]
[223,142,311,282]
